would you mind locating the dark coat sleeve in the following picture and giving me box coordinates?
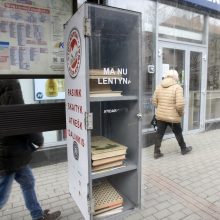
[27,133,44,147]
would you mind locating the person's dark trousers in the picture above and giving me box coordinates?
[0,165,43,220]
[154,120,186,153]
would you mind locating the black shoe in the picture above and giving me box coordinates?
[181,146,192,155]
[37,209,61,220]
[154,152,164,159]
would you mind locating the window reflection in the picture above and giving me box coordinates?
[158,3,204,44]
[207,18,220,120]
[189,52,202,130]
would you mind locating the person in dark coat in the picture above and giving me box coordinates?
[0,79,61,220]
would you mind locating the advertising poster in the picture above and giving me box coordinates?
[0,0,72,75]
[64,4,90,220]
[34,79,65,100]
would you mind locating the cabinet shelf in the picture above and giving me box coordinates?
[90,95,138,102]
[92,161,137,180]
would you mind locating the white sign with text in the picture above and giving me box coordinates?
[64,4,90,220]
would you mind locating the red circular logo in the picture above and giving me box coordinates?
[67,28,81,78]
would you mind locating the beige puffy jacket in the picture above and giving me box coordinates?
[152,77,184,123]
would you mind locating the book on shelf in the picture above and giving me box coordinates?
[89,69,122,78]
[91,136,127,161]
[90,79,111,92]
[92,160,124,172]
[89,69,105,76]
[95,206,123,217]
[92,149,126,160]
[92,154,126,166]
[90,91,122,97]
[90,75,122,79]
[93,179,123,215]
[89,71,123,97]
[94,204,122,215]
[89,80,122,97]
[92,165,126,175]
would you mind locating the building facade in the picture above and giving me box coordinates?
[100,0,220,141]
[1,0,220,157]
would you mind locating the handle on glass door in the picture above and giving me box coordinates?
[158,49,162,57]
[202,90,206,95]
[137,113,142,119]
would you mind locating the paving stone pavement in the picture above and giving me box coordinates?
[1,129,220,220]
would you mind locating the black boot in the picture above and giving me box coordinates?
[154,151,164,159]
[37,209,61,220]
[181,146,192,155]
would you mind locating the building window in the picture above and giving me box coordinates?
[158,3,205,44]
[206,17,220,121]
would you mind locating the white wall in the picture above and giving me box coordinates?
[19,79,35,104]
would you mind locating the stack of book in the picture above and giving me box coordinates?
[91,136,127,172]
[89,69,122,97]
[93,179,123,215]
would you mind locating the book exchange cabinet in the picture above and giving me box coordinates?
[64,3,142,220]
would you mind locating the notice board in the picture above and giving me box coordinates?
[0,0,72,75]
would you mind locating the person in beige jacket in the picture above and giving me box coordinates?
[152,70,192,159]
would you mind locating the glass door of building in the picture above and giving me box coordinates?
[158,41,207,133]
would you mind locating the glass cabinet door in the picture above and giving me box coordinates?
[88,5,141,98]
[87,4,142,218]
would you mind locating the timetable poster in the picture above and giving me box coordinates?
[0,0,72,75]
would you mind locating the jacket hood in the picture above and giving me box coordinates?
[161,77,178,88]
[0,79,24,105]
